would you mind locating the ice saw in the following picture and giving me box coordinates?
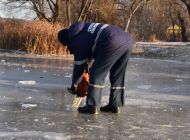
[68,72,89,108]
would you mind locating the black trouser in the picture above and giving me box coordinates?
[86,47,132,107]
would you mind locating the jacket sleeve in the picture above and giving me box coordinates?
[68,22,89,87]
[72,56,88,88]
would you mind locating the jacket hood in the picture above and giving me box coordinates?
[68,22,85,39]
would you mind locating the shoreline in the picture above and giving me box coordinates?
[0,42,190,61]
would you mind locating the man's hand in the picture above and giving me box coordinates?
[67,84,77,95]
[67,72,89,97]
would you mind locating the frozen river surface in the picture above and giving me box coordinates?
[0,53,190,140]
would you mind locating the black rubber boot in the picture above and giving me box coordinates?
[100,104,120,113]
[78,105,98,114]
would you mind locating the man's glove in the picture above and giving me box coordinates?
[67,72,89,97]
[67,84,77,95]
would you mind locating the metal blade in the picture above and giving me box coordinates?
[72,96,83,108]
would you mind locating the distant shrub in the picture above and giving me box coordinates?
[0,18,68,55]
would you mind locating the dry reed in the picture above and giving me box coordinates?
[0,18,68,55]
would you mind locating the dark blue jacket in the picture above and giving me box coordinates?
[67,22,134,86]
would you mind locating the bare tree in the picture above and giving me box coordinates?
[125,0,143,31]
[0,0,95,24]
[116,0,150,32]
[0,0,60,23]
[65,0,71,26]
[1,0,189,41]
[180,0,190,17]
[64,0,94,26]
[29,0,60,23]
[166,0,189,41]
[177,12,188,41]
[78,0,94,21]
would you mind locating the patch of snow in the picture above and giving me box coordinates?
[64,73,72,78]
[25,96,32,100]
[77,126,84,130]
[128,134,135,138]
[42,117,47,121]
[21,103,37,108]
[137,85,152,90]
[86,125,104,129]
[175,79,183,82]
[18,80,36,85]
[43,70,47,73]
[48,122,55,126]
[1,60,5,63]
[24,70,30,73]
[158,124,173,128]
[34,119,39,122]
[66,105,71,111]
[0,131,70,140]
[22,65,26,68]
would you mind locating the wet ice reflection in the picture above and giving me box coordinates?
[0,54,190,139]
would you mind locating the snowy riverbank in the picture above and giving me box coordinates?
[133,42,190,59]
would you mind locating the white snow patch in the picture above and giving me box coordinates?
[21,103,37,108]
[158,124,174,128]
[66,105,71,111]
[43,70,47,73]
[137,85,152,90]
[42,117,47,121]
[18,80,36,85]
[34,119,39,122]
[175,79,183,82]
[64,73,72,78]
[24,70,30,73]
[25,96,32,100]
[128,133,135,138]
[0,131,70,140]
[1,60,5,63]
[86,125,104,129]
[48,122,55,126]
[77,126,84,130]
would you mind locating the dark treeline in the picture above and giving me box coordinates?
[3,0,189,42]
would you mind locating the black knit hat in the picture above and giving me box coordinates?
[58,29,69,46]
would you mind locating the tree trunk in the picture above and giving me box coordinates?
[181,0,190,17]
[66,0,71,26]
[177,12,188,42]
[124,0,144,32]
[172,23,176,42]
[77,0,94,21]
[169,4,176,41]
[83,0,94,21]
[78,0,89,21]
[125,14,133,32]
